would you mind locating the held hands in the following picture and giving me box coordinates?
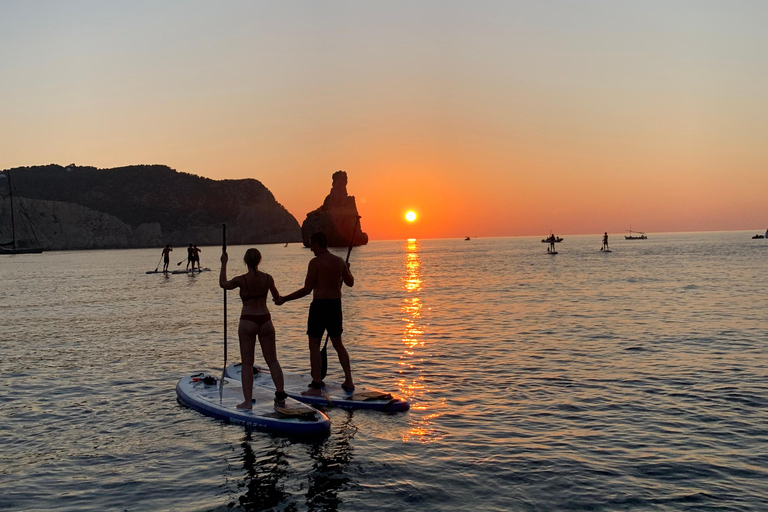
[273,295,285,306]
[220,252,228,264]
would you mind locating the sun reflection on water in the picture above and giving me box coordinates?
[399,238,442,442]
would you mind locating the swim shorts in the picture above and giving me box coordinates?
[307,298,343,338]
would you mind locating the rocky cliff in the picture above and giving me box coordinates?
[0,164,302,250]
[301,171,368,247]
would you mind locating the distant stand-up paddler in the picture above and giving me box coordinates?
[192,244,202,271]
[186,244,194,271]
[161,244,173,273]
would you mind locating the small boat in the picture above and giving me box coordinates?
[752,234,765,239]
[625,227,647,240]
[541,236,563,243]
[1,170,44,255]
[465,236,471,241]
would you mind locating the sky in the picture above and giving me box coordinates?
[1,1,767,240]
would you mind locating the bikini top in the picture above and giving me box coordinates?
[240,273,269,303]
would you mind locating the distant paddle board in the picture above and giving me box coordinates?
[600,250,612,253]
[145,270,167,274]
[170,268,211,274]
[547,251,558,255]
[225,363,410,412]
[176,373,330,436]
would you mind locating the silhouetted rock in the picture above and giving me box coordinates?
[301,171,368,247]
[0,164,302,250]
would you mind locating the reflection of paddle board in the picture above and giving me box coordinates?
[225,363,410,412]
[171,267,211,274]
[176,373,330,436]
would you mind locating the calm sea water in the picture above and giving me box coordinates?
[1,232,767,511]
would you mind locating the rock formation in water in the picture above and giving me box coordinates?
[301,171,368,247]
[0,164,302,250]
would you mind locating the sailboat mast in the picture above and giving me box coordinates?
[5,171,16,250]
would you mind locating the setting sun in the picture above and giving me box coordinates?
[405,211,417,222]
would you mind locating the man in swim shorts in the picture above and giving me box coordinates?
[276,232,355,395]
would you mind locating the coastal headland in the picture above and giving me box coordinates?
[0,164,302,250]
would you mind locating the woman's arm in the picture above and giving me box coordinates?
[268,274,281,302]
[219,252,240,290]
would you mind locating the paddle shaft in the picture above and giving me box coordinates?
[154,255,163,272]
[220,224,227,398]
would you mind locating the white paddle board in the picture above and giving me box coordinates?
[171,267,211,274]
[225,364,410,412]
[176,373,331,436]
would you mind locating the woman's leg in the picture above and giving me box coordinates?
[258,321,285,395]
[237,320,258,409]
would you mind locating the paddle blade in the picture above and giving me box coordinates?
[320,345,328,380]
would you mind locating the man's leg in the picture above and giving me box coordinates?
[330,336,354,390]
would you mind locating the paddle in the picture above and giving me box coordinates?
[320,215,360,381]
[176,258,185,266]
[219,224,227,400]
[153,255,163,272]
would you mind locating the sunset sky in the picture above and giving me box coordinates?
[2,1,767,240]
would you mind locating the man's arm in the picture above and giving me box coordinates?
[278,260,317,303]
[341,261,354,288]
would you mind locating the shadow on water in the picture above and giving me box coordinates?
[305,411,358,511]
[227,411,357,511]
[230,433,298,511]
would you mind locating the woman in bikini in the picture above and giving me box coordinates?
[219,248,287,410]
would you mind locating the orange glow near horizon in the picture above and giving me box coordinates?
[3,3,768,240]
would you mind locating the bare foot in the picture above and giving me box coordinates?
[236,401,252,410]
[301,388,323,397]
[341,381,355,392]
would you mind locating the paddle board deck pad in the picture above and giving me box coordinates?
[171,268,211,274]
[176,373,330,436]
[225,364,410,412]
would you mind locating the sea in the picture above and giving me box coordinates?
[1,232,766,512]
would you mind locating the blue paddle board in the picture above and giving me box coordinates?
[170,267,211,274]
[176,373,330,437]
[225,363,410,412]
